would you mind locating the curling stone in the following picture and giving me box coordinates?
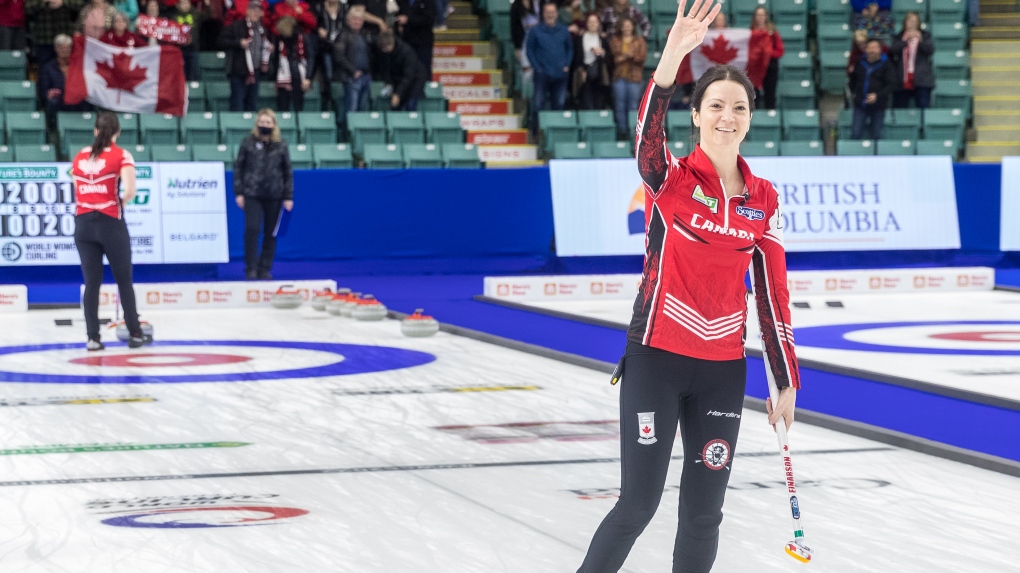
[270,286,303,309]
[340,293,361,317]
[112,320,155,342]
[310,288,335,311]
[401,309,439,337]
[352,294,388,321]
[326,292,350,315]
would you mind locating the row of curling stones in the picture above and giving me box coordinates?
[108,320,155,341]
[311,288,439,336]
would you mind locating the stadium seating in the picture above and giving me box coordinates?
[220,112,258,147]
[424,112,465,145]
[554,142,594,159]
[187,81,207,112]
[667,110,693,139]
[929,0,966,23]
[205,81,233,112]
[876,139,916,155]
[892,0,927,24]
[932,50,969,81]
[923,108,966,146]
[192,143,237,167]
[290,143,314,169]
[930,22,968,51]
[578,110,617,143]
[403,143,444,168]
[420,82,447,113]
[363,143,404,168]
[915,139,960,156]
[197,51,226,81]
[298,112,338,145]
[347,111,387,154]
[0,50,26,80]
[779,140,824,156]
[442,143,483,168]
[0,81,36,113]
[387,112,427,145]
[0,144,13,162]
[6,112,46,146]
[57,112,99,156]
[772,0,808,27]
[538,111,580,155]
[116,113,140,146]
[783,110,821,141]
[816,0,851,23]
[140,114,181,146]
[884,109,922,140]
[313,143,354,168]
[817,23,852,53]
[776,23,808,52]
[276,112,298,143]
[777,79,816,110]
[749,109,782,142]
[182,112,220,145]
[14,144,57,162]
[740,140,779,156]
[592,141,634,158]
[778,51,812,82]
[818,50,850,93]
[151,144,193,162]
[126,144,152,162]
[836,139,876,155]
[932,79,972,111]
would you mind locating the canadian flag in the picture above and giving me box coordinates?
[689,29,752,82]
[65,35,188,116]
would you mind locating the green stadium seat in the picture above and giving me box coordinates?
[258,82,276,111]
[6,112,46,146]
[838,108,854,137]
[347,111,387,154]
[370,81,389,111]
[420,81,446,113]
[403,143,444,168]
[0,144,13,162]
[387,111,426,145]
[14,144,56,162]
[818,50,850,93]
[578,110,616,143]
[220,111,258,147]
[150,144,193,162]
[140,114,181,146]
[816,0,851,24]
[928,0,966,23]
[729,0,769,27]
[651,23,671,50]
[304,85,323,112]
[749,109,782,142]
[58,112,99,155]
[932,50,969,81]
[892,0,927,24]
[290,143,314,169]
[836,139,876,155]
[923,108,966,145]
[930,22,968,51]
[669,140,689,157]
[772,0,808,27]
[126,144,151,162]
[182,112,220,145]
[363,143,404,168]
[330,82,345,114]
[424,111,464,144]
[779,140,823,156]
[298,112,338,144]
[915,139,959,156]
[0,50,27,81]
[740,140,779,156]
[554,142,594,159]
[276,111,298,143]
[776,23,808,52]
[592,141,634,158]
[186,81,206,112]
[205,81,232,112]
[197,51,226,81]
[650,0,679,19]
[442,143,482,168]
[877,139,916,155]
[313,143,354,168]
[884,108,922,139]
[777,79,815,110]
[538,110,580,155]
[116,113,140,146]
[782,109,820,140]
[817,23,852,53]
[0,80,36,113]
[193,143,236,167]
[644,50,662,83]
[778,51,812,82]
[667,110,693,139]
[932,79,972,111]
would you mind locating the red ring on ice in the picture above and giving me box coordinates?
[929,331,1020,343]
[69,353,253,367]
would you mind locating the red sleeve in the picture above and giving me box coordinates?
[119,146,136,167]
[751,185,801,389]
[635,78,681,198]
[771,30,785,60]
[675,53,693,85]
[296,3,317,32]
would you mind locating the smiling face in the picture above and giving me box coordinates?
[752,7,767,28]
[542,3,558,26]
[586,14,600,33]
[692,80,751,151]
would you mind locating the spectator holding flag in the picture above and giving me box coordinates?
[39,33,92,129]
[77,0,118,38]
[100,12,147,47]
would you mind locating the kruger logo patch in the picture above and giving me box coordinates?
[692,186,718,213]
[736,206,765,221]
[637,412,657,445]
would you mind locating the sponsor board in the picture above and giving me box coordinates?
[1001,157,1020,251]
[467,130,529,145]
[434,420,619,443]
[432,57,486,71]
[477,145,538,162]
[441,85,503,100]
[432,71,501,85]
[432,44,476,56]
[449,99,513,115]
[549,157,960,256]
[483,274,642,301]
[0,162,227,265]
[460,114,521,131]
[567,478,892,499]
[87,493,309,529]
[0,441,248,456]
[0,395,155,407]
[83,279,336,310]
[0,284,27,313]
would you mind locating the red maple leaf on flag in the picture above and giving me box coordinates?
[95,51,147,104]
[701,35,738,65]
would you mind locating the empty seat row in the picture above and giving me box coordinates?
[186,80,448,114]
[835,138,961,156]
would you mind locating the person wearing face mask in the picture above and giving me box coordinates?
[576,1,801,571]
[234,109,295,281]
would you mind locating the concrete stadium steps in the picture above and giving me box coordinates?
[980,0,1017,12]
[973,0,1020,38]
[968,39,1020,161]
[435,28,482,41]
[445,14,482,29]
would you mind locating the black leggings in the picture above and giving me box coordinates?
[243,197,283,275]
[578,342,747,573]
[74,211,141,341]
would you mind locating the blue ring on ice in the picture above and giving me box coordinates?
[0,340,436,384]
[793,321,1020,356]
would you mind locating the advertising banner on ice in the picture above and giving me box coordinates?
[549,156,960,256]
[0,162,228,266]
[1000,157,1020,251]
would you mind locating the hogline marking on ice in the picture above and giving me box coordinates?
[0,447,895,487]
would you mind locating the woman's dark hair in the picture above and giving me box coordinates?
[615,16,634,37]
[90,112,120,159]
[689,65,755,143]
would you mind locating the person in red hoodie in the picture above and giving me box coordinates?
[0,0,26,50]
[269,0,315,35]
[100,11,147,47]
[747,6,783,109]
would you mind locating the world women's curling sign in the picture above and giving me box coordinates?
[0,162,227,266]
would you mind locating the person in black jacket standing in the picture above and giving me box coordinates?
[890,12,935,109]
[848,38,897,140]
[378,31,427,110]
[234,109,294,281]
[395,0,435,74]
[218,1,273,112]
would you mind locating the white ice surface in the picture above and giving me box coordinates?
[0,307,1016,571]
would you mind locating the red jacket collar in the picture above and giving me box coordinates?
[687,144,758,201]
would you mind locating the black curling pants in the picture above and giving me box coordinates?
[578,341,747,573]
[243,197,283,275]
[74,211,141,341]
